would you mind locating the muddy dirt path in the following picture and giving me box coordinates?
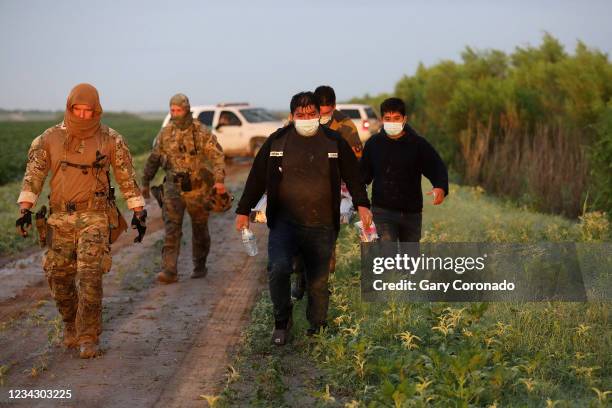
[0,160,268,407]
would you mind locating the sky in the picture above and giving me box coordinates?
[1,0,611,111]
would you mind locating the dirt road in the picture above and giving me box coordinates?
[0,160,268,407]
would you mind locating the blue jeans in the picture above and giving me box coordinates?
[372,206,422,242]
[267,219,337,328]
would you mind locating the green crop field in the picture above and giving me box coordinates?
[220,184,611,407]
[0,117,160,185]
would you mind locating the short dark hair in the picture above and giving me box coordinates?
[380,97,406,116]
[314,85,336,106]
[290,91,319,114]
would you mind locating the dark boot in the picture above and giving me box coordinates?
[271,315,293,346]
[190,265,208,279]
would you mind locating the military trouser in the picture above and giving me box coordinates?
[161,181,211,277]
[43,210,112,345]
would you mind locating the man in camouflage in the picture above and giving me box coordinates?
[142,94,225,283]
[16,83,146,358]
[315,85,363,157]
[291,85,364,300]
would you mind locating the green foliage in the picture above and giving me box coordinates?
[352,33,612,218]
[590,105,612,214]
[307,186,610,407]
[223,184,610,407]
[0,121,54,185]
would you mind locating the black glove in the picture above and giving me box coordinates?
[16,208,33,237]
[131,209,147,243]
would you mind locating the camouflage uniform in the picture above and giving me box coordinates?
[327,109,362,158]
[142,116,225,278]
[18,124,144,345]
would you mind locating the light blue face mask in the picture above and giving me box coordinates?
[383,121,404,136]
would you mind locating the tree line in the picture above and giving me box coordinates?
[350,34,612,219]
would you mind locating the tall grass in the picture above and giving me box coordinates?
[459,116,590,218]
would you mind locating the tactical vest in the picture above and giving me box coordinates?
[47,125,114,214]
[158,120,214,190]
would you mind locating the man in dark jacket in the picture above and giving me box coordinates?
[235,92,371,345]
[291,85,364,301]
[360,97,448,242]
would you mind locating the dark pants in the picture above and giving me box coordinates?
[372,206,422,242]
[268,219,337,328]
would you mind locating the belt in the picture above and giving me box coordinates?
[169,174,204,190]
[50,200,107,214]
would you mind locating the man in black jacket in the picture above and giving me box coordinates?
[235,92,371,345]
[360,97,448,242]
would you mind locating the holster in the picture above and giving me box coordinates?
[35,206,48,248]
[151,184,164,208]
[172,172,192,192]
[108,202,128,244]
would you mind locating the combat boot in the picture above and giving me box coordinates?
[62,322,77,349]
[157,271,178,284]
[79,341,99,359]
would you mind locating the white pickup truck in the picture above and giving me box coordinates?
[162,103,283,157]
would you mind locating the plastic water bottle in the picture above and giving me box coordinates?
[241,228,258,256]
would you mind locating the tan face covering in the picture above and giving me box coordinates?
[63,83,103,140]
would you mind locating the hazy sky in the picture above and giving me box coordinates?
[1,0,611,111]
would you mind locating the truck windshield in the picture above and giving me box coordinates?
[239,108,278,123]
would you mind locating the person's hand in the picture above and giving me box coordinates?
[16,207,33,237]
[427,188,446,205]
[131,209,147,243]
[141,187,150,199]
[214,183,226,194]
[235,214,249,231]
[357,206,372,229]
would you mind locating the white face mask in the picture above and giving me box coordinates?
[320,115,332,125]
[383,121,404,136]
[294,118,320,136]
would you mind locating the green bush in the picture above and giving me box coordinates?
[590,105,612,214]
[351,33,612,218]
